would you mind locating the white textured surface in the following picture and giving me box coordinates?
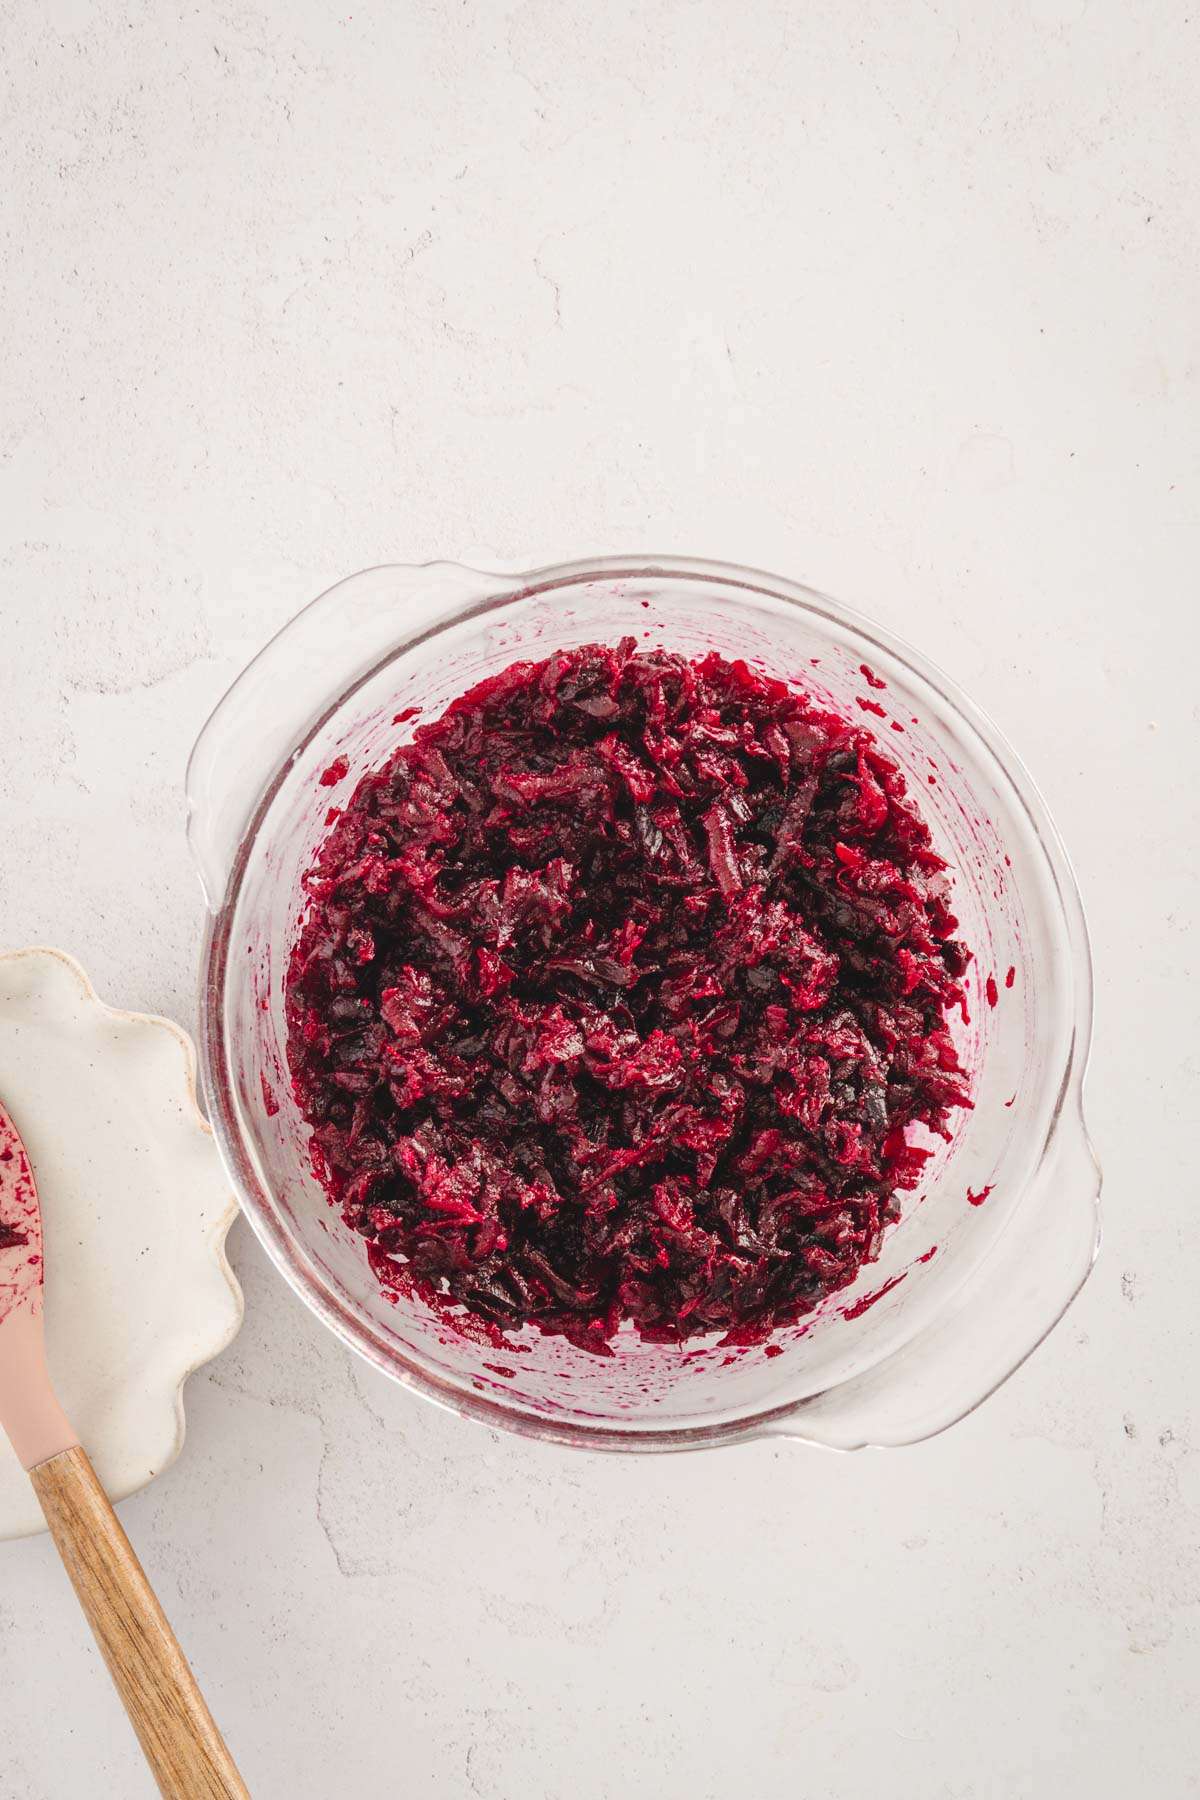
[1,3,1197,1796]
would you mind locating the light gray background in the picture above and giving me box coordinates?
[2,2,1198,1796]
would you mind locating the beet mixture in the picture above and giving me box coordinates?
[285,643,971,1354]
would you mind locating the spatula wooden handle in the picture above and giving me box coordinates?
[29,1445,249,1799]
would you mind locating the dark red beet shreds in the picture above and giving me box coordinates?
[285,642,971,1354]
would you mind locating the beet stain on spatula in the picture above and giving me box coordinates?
[0,1097,249,1799]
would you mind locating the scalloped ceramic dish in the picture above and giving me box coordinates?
[0,948,243,1540]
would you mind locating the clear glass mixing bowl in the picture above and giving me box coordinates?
[186,557,1100,1452]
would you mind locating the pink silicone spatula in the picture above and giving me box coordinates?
[0,1096,249,1799]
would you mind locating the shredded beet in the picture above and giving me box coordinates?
[0,1139,29,1250]
[285,642,971,1353]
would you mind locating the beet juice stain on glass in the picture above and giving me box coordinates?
[188,557,1099,1452]
[284,642,972,1358]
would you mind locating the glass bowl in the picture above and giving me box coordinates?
[186,556,1099,1453]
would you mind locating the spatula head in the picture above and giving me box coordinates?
[0,1096,75,1469]
[0,1098,43,1324]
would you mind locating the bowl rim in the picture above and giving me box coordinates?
[196,553,1097,1453]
